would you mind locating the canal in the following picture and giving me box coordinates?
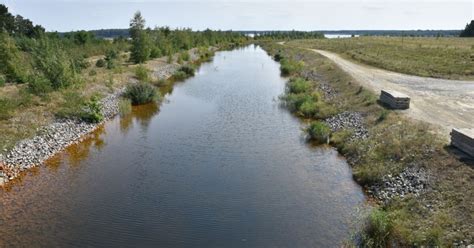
[0,45,365,247]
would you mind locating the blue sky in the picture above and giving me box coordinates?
[1,0,472,32]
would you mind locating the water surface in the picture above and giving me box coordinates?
[0,45,365,247]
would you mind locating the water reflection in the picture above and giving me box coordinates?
[0,46,365,247]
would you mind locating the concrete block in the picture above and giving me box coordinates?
[379,90,410,109]
[451,128,474,157]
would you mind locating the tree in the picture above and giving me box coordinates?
[460,20,474,37]
[0,4,14,33]
[129,11,145,39]
[73,30,94,45]
[130,31,151,63]
[0,32,27,83]
[129,11,151,63]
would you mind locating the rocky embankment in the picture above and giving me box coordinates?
[0,90,123,186]
[0,48,211,187]
[314,77,429,204]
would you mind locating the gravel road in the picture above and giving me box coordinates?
[312,49,474,137]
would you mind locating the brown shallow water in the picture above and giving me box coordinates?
[0,45,365,247]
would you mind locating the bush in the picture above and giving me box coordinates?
[288,77,312,94]
[172,65,195,81]
[31,37,79,89]
[180,51,190,61]
[360,209,393,248]
[105,49,118,69]
[274,53,283,61]
[89,70,97,76]
[124,82,157,105]
[280,59,304,76]
[134,65,150,82]
[307,121,331,143]
[150,47,162,59]
[96,59,106,68]
[80,96,104,123]
[72,55,90,73]
[0,32,28,83]
[56,93,103,123]
[0,74,5,87]
[118,98,132,116]
[179,65,195,76]
[28,74,53,96]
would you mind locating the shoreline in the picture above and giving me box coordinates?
[0,46,221,187]
[260,41,473,245]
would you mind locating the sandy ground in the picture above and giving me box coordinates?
[311,49,474,138]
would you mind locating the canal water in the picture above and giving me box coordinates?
[0,45,365,247]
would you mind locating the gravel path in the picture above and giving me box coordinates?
[311,49,474,137]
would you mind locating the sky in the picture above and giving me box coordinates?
[1,0,473,32]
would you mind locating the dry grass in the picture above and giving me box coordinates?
[288,37,474,80]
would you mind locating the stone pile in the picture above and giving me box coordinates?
[324,111,369,140]
[0,90,123,186]
[367,167,429,204]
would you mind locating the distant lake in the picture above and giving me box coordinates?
[325,34,359,39]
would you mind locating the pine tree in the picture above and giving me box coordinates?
[130,11,151,64]
[460,20,474,37]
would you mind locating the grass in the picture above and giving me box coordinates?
[134,64,150,82]
[307,121,331,144]
[172,65,195,81]
[118,98,132,116]
[288,37,474,80]
[261,41,474,246]
[0,45,211,152]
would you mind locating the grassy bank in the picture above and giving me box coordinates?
[261,41,473,246]
[0,45,224,153]
[288,37,474,80]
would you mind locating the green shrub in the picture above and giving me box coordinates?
[150,47,162,59]
[118,98,132,116]
[56,93,103,123]
[360,209,393,248]
[0,74,5,87]
[307,121,331,143]
[135,65,150,82]
[180,51,190,61]
[0,32,28,83]
[124,82,157,105]
[280,59,304,76]
[274,53,283,61]
[80,96,104,123]
[31,37,79,89]
[172,65,195,80]
[28,74,53,96]
[89,70,97,76]
[330,129,353,147]
[288,77,312,94]
[105,49,118,69]
[96,59,106,68]
[72,55,90,73]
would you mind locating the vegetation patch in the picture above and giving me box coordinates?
[288,37,474,79]
[261,41,474,246]
[124,82,158,105]
[307,121,331,144]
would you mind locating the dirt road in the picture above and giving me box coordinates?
[311,49,474,137]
